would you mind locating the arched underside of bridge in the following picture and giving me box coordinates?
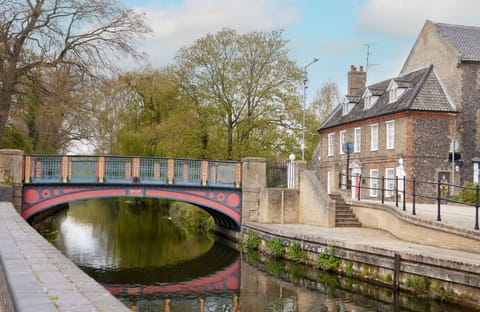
[22,185,242,231]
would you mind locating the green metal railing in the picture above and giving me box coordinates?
[23,155,242,188]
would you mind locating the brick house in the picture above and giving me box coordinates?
[317,64,457,199]
[401,21,480,184]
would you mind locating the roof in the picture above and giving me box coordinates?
[318,65,457,131]
[436,22,480,62]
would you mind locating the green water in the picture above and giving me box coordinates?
[35,199,473,311]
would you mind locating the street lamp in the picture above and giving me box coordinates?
[302,58,319,161]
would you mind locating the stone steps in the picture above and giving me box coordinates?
[330,193,362,227]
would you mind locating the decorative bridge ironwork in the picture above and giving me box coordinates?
[22,155,242,230]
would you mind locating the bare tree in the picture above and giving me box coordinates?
[310,82,341,123]
[0,0,151,146]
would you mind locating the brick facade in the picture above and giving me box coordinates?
[318,111,455,199]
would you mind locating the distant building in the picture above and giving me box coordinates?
[317,64,456,199]
[402,20,480,183]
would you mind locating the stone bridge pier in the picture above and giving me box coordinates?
[242,157,335,227]
[0,149,24,211]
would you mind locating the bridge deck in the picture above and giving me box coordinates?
[24,155,242,188]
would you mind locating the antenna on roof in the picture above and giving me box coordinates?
[365,43,379,81]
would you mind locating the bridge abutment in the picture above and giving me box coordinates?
[241,157,266,222]
[0,149,23,212]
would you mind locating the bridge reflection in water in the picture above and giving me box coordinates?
[88,242,240,311]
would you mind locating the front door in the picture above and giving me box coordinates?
[350,161,362,200]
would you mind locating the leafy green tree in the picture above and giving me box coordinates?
[94,67,206,158]
[173,28,304,160]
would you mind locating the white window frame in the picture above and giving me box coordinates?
[364,95,371,109]
[389,88,397,103]
[339,130,346,154]
[342,102,349,115]
[388,80,398,104]
[370,124,378,151]
[386,121,395,149]
[385,168,395,197]
[370,169,378,197]
[354,127,361,153]
[328,133,334,156]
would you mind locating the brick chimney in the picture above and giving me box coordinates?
[348,65,366,96]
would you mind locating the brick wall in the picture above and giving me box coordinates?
[318,111,455,199]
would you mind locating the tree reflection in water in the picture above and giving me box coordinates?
[35,198,474,312]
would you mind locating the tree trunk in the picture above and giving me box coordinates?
[0,89,13,148]
[227,125,233,160]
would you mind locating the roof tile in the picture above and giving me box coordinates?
[318,65,456,131]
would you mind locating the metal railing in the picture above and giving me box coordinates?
[23,155,242,188]
[266,159,289,188]
[339,172,480,231]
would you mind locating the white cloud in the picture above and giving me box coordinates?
[133,0,299,66]
[358,0,480,38]
[320,39,366,53]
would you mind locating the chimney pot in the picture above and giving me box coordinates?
[347,65,367,96]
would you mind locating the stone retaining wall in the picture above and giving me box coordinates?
[243,223,480,310]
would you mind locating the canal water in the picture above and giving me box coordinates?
[34,199,470,312]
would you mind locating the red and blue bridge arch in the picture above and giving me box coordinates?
[22,155,242,230]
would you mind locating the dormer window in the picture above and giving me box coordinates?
[387,80,407,104]
[342,96,356,115]
[362,88,379,109]
[342,95,361,115]
[342,99,349,115]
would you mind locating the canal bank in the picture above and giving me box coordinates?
[242,221,480,310]
[0,202,129,312]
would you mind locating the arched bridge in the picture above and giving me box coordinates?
[22,155,242,230]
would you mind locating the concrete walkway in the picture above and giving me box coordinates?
[245,222,480,269]
[0,202,129,312]
[361,198,480,233]
[245,197,480,290]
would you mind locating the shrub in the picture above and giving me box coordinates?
[453,182,480,204]
[265,238,285,258]
[243,232,261,250]
[405,275,430,290]
[287,242,308,263]
[316,246,340,272]
[345,263,355,277]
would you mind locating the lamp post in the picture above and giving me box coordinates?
[302,58,319,161]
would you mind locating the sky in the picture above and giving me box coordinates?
[126,0,480,105]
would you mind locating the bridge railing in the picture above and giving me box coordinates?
[23,155,242,188]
